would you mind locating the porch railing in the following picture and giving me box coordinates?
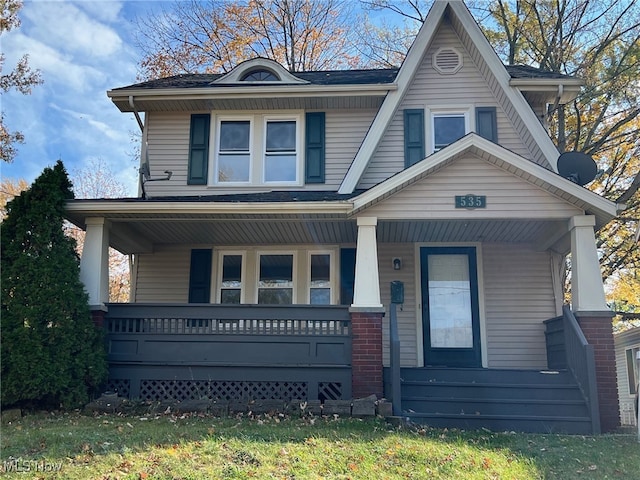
[562,305,601,434]
[103,303,352,402]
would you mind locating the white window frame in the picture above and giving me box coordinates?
[307,250,336,304]
[263,115,302,185]
[216,251,246,304]
[427,106,472,153]
[257,251,298,305]
[211,112,303,187]
[213,116,253,185]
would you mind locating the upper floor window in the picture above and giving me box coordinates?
[214,114,302,185]
[241,69,279,81]
[265,120,297,182]
[187,112,325,187]
[432,112,468,151]
[218,120,251,182]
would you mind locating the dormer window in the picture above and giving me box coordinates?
[240,69,279,81]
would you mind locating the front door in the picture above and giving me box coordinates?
[421,247,481,367]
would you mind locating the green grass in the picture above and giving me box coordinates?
[1,411,638,479]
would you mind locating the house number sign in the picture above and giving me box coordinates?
[455,194,486,209]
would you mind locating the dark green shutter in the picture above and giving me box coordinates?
[305,112,325,183]
[404,109,425,167]
[476,107,498,143]
[340,248,356,305]
[188,249,212,303]
[188,114,210,185]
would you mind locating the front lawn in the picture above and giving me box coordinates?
[1,411,637,479]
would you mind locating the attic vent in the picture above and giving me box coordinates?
[433,47,463,75]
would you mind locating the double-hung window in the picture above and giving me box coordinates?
[217,120,251,183]
[309,253,333,304]
[214,114,301,185]
[258,253,295,304]
[219,253,244,304]
[265,119,297,182]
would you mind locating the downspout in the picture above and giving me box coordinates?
[128,95,144,132]
[554,84,566,153]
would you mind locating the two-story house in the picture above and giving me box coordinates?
[66,0,623,433]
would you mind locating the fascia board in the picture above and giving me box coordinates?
[337,1,448,194]
[108,84,395,101]
[448,1,566,173]
[65,201,354,217]
[351,134,619,220]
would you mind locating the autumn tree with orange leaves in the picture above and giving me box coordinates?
[134,0,359,79]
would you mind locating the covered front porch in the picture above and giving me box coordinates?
[66,140,621,431]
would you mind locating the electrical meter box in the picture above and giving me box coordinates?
[390,281,404,304]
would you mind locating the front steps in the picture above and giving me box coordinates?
[384,367,595,434]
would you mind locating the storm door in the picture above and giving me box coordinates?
[420,247,481,367]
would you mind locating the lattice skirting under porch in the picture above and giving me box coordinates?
[105,365,351,403]
[105,378,344,403]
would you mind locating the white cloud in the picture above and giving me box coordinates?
[1,1,156,196]
[21,1,123,59]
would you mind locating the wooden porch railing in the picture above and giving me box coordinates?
[561,305,601,434]
[103,303,352,402]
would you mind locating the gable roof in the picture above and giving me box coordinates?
[351,133,620,229]
[338,0,576,193]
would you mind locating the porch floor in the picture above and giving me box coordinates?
[383,367,594,434]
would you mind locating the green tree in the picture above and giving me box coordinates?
[1,160,107,409]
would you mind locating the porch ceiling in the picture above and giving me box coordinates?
[106,217,567,254]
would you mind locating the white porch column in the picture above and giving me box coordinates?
[569,215,608,313]
[80,217,110,307]
[352,216,382,309]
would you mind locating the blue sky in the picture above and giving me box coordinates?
[2,0,171,195]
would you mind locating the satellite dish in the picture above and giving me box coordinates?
[557,151,597,186]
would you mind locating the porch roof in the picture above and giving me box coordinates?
[351,134,621,229]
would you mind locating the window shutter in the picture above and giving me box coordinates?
[476,107,498,143]
[404,109,425,167]
[339,248,356,305]
[188,249,212,303]
[305,112,325,183]
[188,114,210,185]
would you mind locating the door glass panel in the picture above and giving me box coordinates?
[428,254,473,348]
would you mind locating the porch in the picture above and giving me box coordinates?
[100,301,610,434]
[101,303,353,403]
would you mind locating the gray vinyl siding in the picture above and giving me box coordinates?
[142,110,375,197]
[449,13,550,169]
[614,328,640,425]
[482,244,555,369]
[363,154,583,220]
[378,243,418,367]
[358,19,536,190]
[133,245,192,303]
